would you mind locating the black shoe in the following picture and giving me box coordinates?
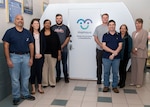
[97,80,101,84]
[56,77,61,83]
[65,78,69,83]
[120,84,125,88]
[13,99,20,105]
[50,85,55,88]
[22,95,35,101]
[43,86,48,88]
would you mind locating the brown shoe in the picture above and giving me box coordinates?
[103,87,109,92]
[31,91,35,94]
[113,88,119,93]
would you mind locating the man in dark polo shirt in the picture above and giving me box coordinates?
[2,15,35,105]
[102,20,122,93]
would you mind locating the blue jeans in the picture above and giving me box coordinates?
[102,58,120,88]
[9,53,31,99]
[56,51,68,79]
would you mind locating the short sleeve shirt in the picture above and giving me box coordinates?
[102,32,122,59]
[51,24,71,52]
[2,27,34,53]
[93,24,108,50]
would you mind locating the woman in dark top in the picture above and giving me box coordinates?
[118,24,132,88]
[41,19,61,88]
[29,18,46,94]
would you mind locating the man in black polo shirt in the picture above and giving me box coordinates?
[2,15,35,105]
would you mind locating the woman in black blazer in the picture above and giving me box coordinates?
[29,18,46,94]
[41,19,61,88]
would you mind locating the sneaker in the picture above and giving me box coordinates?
[13,99,20,105]
[103,87,109,92]
[112,88,119,93]
[22,95,35,101]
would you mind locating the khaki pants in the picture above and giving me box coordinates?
[131,57,146,85]
[42,54,57,86]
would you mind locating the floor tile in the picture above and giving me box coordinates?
[74,86,86,91]
[97,102,112,107]
[124,89,137,94]
[1,72,150,107]
[69,95,83,101]
[66,100,82,107]
[128,104,144,107]
[98,92,112,97]
[83,95,97,102]
[51,99,68,106]
[97,97,112,103]
[81,101,97,107]
[112,103,129,107]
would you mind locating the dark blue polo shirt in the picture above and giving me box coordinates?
[2,27,34,53]
[102,32,122,59]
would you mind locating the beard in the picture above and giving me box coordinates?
[18,22,23,27]
[57,21,62,25]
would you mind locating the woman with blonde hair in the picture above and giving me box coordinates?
[130,18,148,88]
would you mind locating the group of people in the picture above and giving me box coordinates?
[94,13,148,93]
[2,12,148,105]
[2,14,71,105]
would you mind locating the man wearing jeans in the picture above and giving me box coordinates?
[102,20,122,93]
[2,15,35,105]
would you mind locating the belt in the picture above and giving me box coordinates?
[10,52,29,55]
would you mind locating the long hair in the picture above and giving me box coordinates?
[120,24,129,36]
[29,18,40,34]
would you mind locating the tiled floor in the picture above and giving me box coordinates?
[1,71,150,107]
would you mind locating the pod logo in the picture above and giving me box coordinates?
[77,19,92,30]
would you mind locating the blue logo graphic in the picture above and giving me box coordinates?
[77,19,92,30]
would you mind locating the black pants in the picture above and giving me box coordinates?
[96,49,103,81]
[30,57,44,84]
[56,51,68,79]
[119,58,129,85]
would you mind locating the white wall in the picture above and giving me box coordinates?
[49,0,150,32]
[0,0,49,42]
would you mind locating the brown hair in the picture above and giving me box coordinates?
[120,24,129,36]
[101,13,109,18]
[135,18,143,24]
[29,18,40,34]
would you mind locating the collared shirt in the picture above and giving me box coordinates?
[2,27,34,53]
[102,32,123,59]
